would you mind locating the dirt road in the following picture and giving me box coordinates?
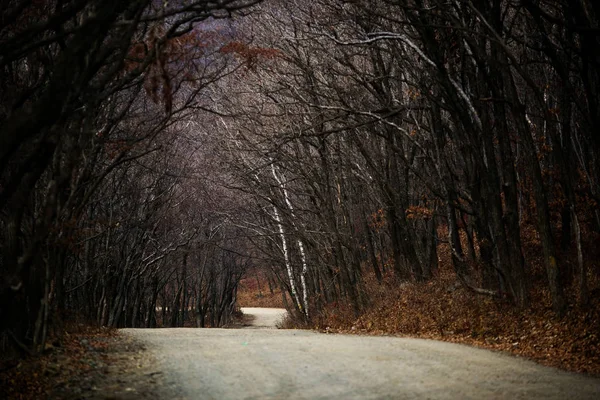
[240,307,287,328]
[122,308,600,399]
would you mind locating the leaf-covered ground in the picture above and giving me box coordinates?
[0,326,165,400]
[303,272,599,376]
[289,232,600,377]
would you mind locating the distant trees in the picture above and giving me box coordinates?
[62,140,249,329]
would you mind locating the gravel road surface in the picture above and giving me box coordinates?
[122,308,600,400]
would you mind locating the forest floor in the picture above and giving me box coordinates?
[0,325,169,400]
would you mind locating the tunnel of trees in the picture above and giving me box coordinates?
[1,0,599,357]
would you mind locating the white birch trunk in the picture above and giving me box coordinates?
[271,163,309,318]
[272,204,301,311]
[226,130,307,316]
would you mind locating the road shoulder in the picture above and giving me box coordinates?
[1,329,171,399]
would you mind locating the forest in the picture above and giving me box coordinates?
[1,0,598,370]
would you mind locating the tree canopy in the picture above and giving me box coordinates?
[1,0,599,358]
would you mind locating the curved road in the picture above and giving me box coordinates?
[122,308,599,399]
[240,307,287,328]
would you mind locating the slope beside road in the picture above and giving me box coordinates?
[120,307,600,400]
